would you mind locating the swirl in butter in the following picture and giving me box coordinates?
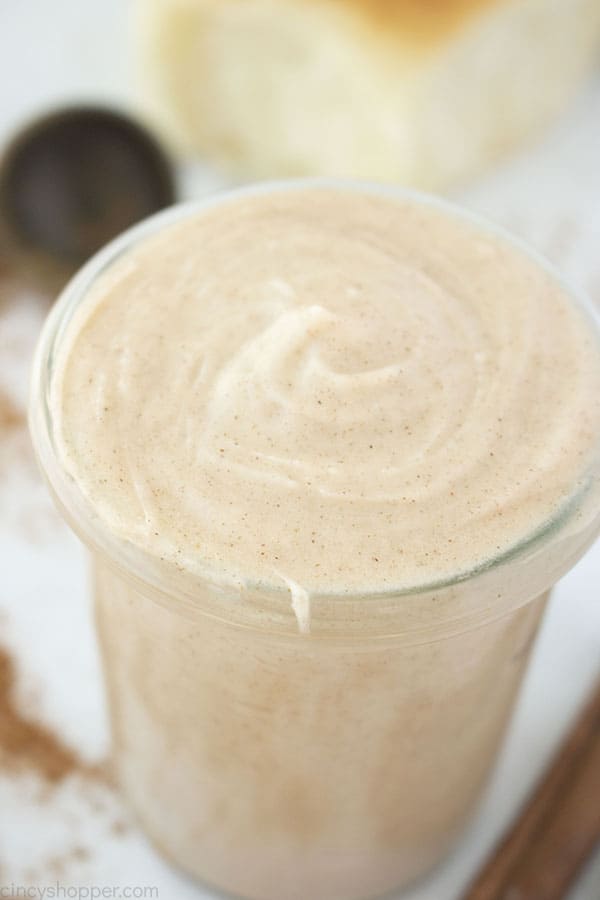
[52,188,600,595]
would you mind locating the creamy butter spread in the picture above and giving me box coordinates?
[51,188,600,595]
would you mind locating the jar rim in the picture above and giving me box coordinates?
[28,177,600,624]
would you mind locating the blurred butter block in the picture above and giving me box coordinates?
[135,0,600,188]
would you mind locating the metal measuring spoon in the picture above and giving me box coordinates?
[0,106,177,295]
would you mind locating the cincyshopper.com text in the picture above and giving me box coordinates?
[0,885,159,900]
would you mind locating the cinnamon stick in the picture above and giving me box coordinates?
[463,677,600,900]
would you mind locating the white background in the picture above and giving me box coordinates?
[0,3,599,898]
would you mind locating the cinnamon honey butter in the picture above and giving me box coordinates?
[51,187,600,604]
[37,185,600,900]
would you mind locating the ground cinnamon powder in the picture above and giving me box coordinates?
[0,645,84,783]
[0,386,28,484]
[0,389,23,432]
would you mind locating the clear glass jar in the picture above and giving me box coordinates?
[29,182,600,900]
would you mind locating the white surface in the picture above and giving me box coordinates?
[1,2,600,898]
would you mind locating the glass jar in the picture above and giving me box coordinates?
[29,182,600,900]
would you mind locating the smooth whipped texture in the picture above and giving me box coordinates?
[52,187,600,597]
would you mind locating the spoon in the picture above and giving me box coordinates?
[0,106,177,295]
